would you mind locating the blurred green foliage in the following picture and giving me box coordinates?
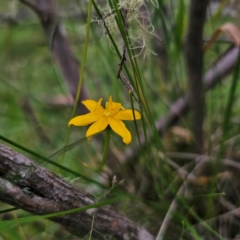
[1,0,240,239]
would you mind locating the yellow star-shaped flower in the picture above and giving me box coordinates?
[68,96,141,144]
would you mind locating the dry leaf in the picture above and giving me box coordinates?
[204,23,240,52]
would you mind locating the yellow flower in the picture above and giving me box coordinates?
[68,96,141,144]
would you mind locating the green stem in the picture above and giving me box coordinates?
[57,0,92,169]
[97,128,111,171]
[218,50,240,157]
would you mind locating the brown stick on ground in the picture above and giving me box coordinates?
[0,144,154,240]
[19,0,89,113]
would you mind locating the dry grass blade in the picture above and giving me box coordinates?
[204,23,240,52]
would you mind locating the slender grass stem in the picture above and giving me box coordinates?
[96,127,111,171]
[58,0,93,168]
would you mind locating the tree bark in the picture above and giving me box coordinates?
[0,144,154,240]
[185,0,209,153]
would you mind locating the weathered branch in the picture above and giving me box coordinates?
[0,144,154,240]
[185,0,209,153]
[18,0,89,113]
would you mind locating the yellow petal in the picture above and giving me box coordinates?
[86,117,108,139]
[115,109,141,121]
[108,118,132,144]
[68,113,98,126]
[82,98,104,112]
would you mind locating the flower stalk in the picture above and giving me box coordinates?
[96,127,111,171]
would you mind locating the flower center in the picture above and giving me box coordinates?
[104,96,122,117]
[103,107,119,117]
[103,110,111,117]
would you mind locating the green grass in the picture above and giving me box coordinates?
[0,0,240,239]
